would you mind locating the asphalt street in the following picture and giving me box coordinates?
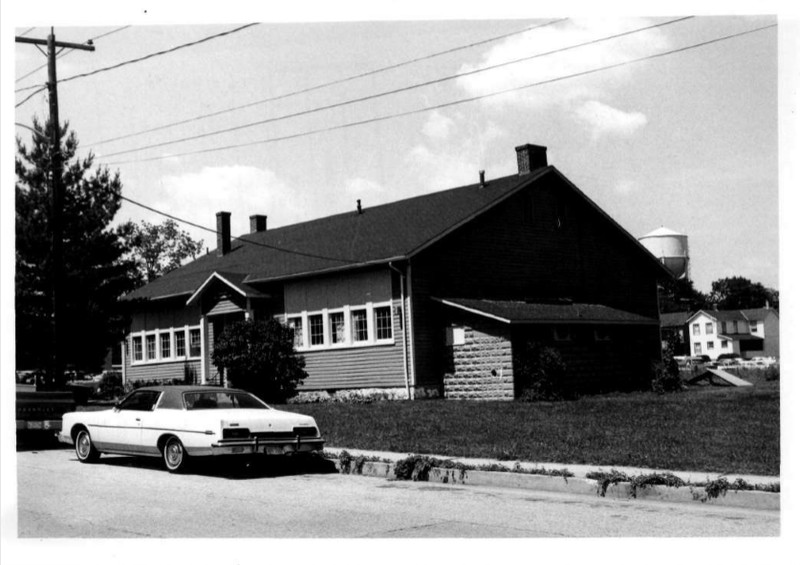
[13,447,778,538]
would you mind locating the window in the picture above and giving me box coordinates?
[309,314,324,346]
[160,332,171,359]
[693,343,701,355]
[749,321,758,333]
[287,317,304,348]
[132,336,143,361]
[593,328,611,342]
[119,390,161,412]
[329,312,345,344]
[553,327,571,341]
[351,309,368,342]
[721,340,729,349]
[146,334,156,360]
[189,328,201,357]
[175,331,186,357]
[705,322,713,334]
[707,341,714,350]
[375,306,392,340]
[692,324,700,336]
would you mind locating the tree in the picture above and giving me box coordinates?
[119,219,204,285]
[708,277,779,311]
[658,277,708,314]
[16,117,137,385]
[212,319,307,403]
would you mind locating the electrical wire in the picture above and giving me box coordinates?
[98,16,693,160]
[118,193,360,264]
[18,27,36,37]
[87,18,568,147]
[105,23,776,166]
[15,25,132,84]
[16,86,47,108]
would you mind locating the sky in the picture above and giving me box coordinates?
[6,5,785,295]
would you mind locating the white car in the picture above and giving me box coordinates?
[58,386,324,473]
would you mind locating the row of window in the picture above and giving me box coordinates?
[692,320,758,336]
[693,340,730,354]
[286,304,394,350]
[131,327,202,364]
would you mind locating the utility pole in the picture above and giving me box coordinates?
[16,28,94,389]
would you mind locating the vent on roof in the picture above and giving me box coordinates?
[216,211,231,256]
[250,214,267,233]
[479,170,486,187]
[357,199,363,215]
[515,144,548,175]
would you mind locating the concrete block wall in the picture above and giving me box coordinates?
[444,322,514,400]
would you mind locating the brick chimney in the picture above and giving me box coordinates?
[216,211,231,256]
[515,144,548,175]
[250,214,267,233]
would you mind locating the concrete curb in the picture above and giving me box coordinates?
[330,453,780,511]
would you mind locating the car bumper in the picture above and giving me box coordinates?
[57,431,73,444]
[17,419,62,431]
[209,437,325,456]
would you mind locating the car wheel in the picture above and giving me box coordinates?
[163,436,189,473]
[75,429,100,463]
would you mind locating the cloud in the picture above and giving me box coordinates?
[344,177,385,196]
[573,100,647,138]
[118,165,306,246]
[422,110,455,140]
[456,18,671,110]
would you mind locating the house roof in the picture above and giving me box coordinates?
[687,308,778,324]
[660,311,692,327]
[435,298,658,325]
[125,164,672,302]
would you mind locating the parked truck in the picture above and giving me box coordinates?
[16,387,76,438]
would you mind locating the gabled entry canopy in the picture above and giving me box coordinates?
[185,271,269,307]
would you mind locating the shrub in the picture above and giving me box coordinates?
[652,334,684,394]
[212,319,307,403]
[95,371,124,399]
[515,341,570,401]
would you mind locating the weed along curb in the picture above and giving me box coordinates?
[327,450,779,511]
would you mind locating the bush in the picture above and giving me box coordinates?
[95,371,124,399]
[652,333,684,394]
[514,341,570,401]
[212,319,307,403]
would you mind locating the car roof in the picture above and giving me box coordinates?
[134,385,247,394]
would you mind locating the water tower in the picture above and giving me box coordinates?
[638,227,690,279]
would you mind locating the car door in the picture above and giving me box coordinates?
[103,390,162,453]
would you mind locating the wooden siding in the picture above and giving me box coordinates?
[207,296,243,316]
[410,175,662,390]
[284,268,392,313]
[129,299,201,332]
[123,337,201,384]
[297,298,405,390]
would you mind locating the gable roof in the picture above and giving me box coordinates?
[687,308,778,325]
[435,298,658,325]
[126,165,672,301]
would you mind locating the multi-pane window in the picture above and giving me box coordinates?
[189,328,201,357]
[175,331,186,357]
[749,321,758,333]
[705,323,713,334]
[375,306,392,340]
[694,343,701,355]
[160,332,171,359]
[707,341,714,350]
[146,334,156,360]
[287,317,304,348]
[329,312,345,344]
[692,323,700,336]
[721,341,729,349]
[351,309,369,342]
[309,314,325,346]
[132,336,143,361]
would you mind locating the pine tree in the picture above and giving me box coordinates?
[15,117,137,386]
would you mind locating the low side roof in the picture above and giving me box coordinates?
[436,298,658,325]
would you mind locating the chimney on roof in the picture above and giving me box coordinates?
[250,214,267,233]
[216,211,231,257]
[479,170,486,187]
[357,199,363,215]
[515,144,548,175]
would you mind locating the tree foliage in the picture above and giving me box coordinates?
[708,276,778,311]
[658,277,708,314]
[211,319,307,403]
[15,117,137,383]
[119,219,204,285]
[514,341,571,401]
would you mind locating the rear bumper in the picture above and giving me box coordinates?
[17,420,62,432]
[209,437,325,456]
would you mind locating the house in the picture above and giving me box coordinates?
[686,308,780,360]
[121,144,672,400]
[660,311,692,355]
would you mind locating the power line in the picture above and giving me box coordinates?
[118,193,360,264]
[87,18,568,147]
[19,27,36,37]
[98,16,693,160]
[16,25,131,84]
[16,23,258,93]
[106,23,776,167]
[16,86,47,108]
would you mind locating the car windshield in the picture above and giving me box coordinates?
[183,391,269,410]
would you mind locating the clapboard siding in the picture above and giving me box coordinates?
[125,351,201,384]
[297,301,405,390]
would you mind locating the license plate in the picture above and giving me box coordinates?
[27,421,43,430]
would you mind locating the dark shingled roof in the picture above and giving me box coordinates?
[436,298,658,325]
[125,164,671,301]
[660,311,692,327]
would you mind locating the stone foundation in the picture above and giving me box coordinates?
[444,322,514,400]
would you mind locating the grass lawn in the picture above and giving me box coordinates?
[279,378,780,476]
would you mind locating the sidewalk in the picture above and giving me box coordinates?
[325,446,780,511]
